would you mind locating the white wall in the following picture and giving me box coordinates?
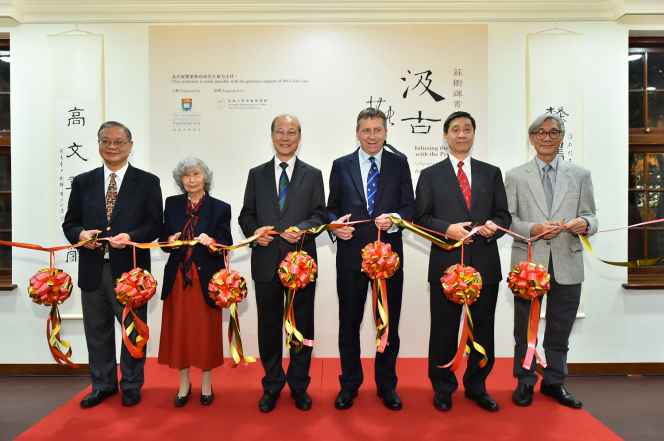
[2,19,664,365]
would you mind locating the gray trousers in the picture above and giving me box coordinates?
[81,263,147,392]
[513,258,581,386]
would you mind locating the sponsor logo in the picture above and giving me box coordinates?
[182,98,193,111]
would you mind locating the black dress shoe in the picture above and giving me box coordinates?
[433,392,452,411]
[377,388,403,410]
[512,383,534,407]
[259,390,280,413]
[334,388,358,410]
[540,382,583,408]
[122,389,142,406]
[201,386,214,406]
[80,389,118,407]
[290,388,312,411]
[465,391,500,411]
[175,384,192,407]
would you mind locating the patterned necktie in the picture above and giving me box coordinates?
[457,161,471,210]
[105,173,117,221]
[278,162,289,211]
[367,156,379,217]
[542,164,554,214]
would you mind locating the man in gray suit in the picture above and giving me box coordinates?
[505,113,597,408]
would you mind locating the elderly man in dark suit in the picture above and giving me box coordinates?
[63,121,163,407]
[327,108,416,411]
[238,114,326,413]
[506,113,597,409]
[415,111,511,412]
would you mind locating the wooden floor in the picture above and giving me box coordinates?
[1,374,663,441]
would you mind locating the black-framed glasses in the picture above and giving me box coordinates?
[99,139,131,148]
[272,129,300,138]
[532,130,562,140]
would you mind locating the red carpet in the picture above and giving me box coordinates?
[18,358,620,441]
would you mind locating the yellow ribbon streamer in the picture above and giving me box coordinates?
[580,235,664,267]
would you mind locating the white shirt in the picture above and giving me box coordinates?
[448,153,472,187]
[357,147,400,233]
[103,162,129,196]
[274,155,296,195]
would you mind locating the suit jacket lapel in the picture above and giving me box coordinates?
[525,159,550,218]
[551,160,571,217]
[281,158,305,215]
[469,158,483,213]
[92,166,106,221]
[195,193,211,236]
[374,149,393,206]
[348,150,366,205]
[262,159,281,214]
[109,164,136,225]
[441,157,469,213]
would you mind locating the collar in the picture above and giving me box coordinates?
[358,146,384,165]
[535,155,559,172]
[104,162,129,181]
[274,155,297,170]
[448,153,471,170]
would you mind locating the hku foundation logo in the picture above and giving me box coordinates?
[182,98,193,111]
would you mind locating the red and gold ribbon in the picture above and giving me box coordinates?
[114,267,157,359]
[28,264,78,368]
[278,251,317,352]
[438,264,487,370]
[361,237,400,353]
[208,257,256,368]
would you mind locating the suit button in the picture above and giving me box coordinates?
[546,240,551,245]
[197,267,201,270]
[106,227,111,231]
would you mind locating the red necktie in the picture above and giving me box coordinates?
[457,161,471,210]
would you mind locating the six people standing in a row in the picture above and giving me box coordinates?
[62,109,596,414]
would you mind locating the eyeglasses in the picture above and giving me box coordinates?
[99,139,130,148]
[532,130,561,140]
[272,129,300,138]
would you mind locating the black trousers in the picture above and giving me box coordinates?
[255,272,315,393]
[428,282,498,396]
[513,259,581,386]
[81,263,147,392]
[337,268,404,391]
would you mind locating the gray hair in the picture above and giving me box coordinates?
[97,121,132,142]
[172,156,213,193]
[271,114,301,133]
[528,113,566,135]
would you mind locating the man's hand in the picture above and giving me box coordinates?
[168,232,182,249]
[254,226,274,247]
[478,220,498,238]
[195,233,214,247]
[375,213,393,231]
[79,229,102,249]
[563,218,589,235]
[446,222,474,244]
[109,233,131,249]
[530,221,562,239]
[281,230,303,244]
[331,214,355,241]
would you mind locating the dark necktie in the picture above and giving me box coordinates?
[278,162,289,211]
[542,164,554,214]
[457,161,471,210]
[367,157,379,216]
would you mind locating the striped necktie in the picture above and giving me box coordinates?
[367,156,379,216]
[457,161,471,210]
[104,173,117,255]
[542,164,554,214]
[278,162,289,211]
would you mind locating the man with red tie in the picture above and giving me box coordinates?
[414,111,511,412]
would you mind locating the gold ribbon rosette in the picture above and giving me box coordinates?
[278,250,317,352]
[114,267,157,359]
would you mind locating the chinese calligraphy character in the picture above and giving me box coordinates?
[454,69,463,76]
[66,249,78,263]
[66,142,88,161]
[401,70,445,102]
[385,106,396,126]
[366,96,387,110]
[545,106,569,122]
[67,107,85,126]
[401,111,442,134]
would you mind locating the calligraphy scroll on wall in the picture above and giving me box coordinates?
[527,32,586,319]
[47,34,104,319]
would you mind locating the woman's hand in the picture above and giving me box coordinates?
[169,232,182,249]
[195,233,214,247]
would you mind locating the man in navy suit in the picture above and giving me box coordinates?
[238,114,327,413]
[62,121,163,407]
[327,108,416,410]
[415,111,511,412]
